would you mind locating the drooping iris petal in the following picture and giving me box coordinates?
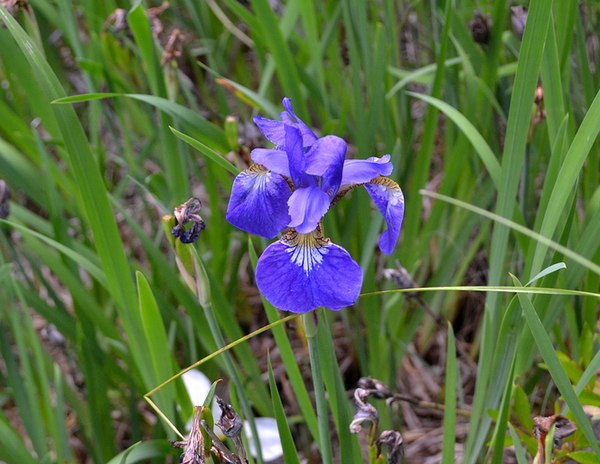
[255,229,363,313]
[341,155,393,185]
[226,165,291,239]
[251,148,291,177]
[364,177,405,254]
[304,135,347,196]
[287,186,330,234]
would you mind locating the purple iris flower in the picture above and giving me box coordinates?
[226,98,404,313]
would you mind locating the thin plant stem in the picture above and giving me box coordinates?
[202,301,263,464]
[190,248,263,463]
[303,308,333,464]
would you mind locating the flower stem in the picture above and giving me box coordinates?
[202,301,263,463]
[190,249,263,463]
[303,309,334,464]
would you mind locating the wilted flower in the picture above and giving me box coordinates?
[182,370,283,462]
[171,406,207,464]
[376,430,404,464]
[349,387,379,434]
[172,197,206,244]
[161,28,184,66]
[226,98,404,313]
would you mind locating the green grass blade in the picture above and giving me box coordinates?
[136,271,177,434]
[512,275,600,457]
[106,440,178,464]
[419,190,600,276]
[0,413,37,464]
[401,0,452,264]
[486,0,552,320]
[441,323,457,464]
[529,86,600,276]
[53,93,228,151]
[248,0,306,117]
[508,424,529,464]
[170,127,239,175]
[267,356,301,464]
[408,92,501,187]
[0,4,158,392]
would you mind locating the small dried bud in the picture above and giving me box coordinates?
[161,28,184,66]
[0,180,9,219]
[350,388,379,434]
[534,415,576,441]
[0,0,29,16]
[470,11,491,45]
[357,377,392,399]
[383,263,418,299]
[534,81,544,106]
[533,415,576,463]
[172,197,206,244]
[376,430,404,464]
[511,6,528,40]
[172,406,206,464]
[147,1,169,39]
[215,397,243,438]
[105,8,129,36]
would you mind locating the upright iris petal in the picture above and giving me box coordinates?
[255,229,363,313]
[284,125,347,232]
[281,97,318,147]
[304,135,346,195]
[253,97,317,149]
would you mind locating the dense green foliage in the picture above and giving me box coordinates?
[0,0,599,462]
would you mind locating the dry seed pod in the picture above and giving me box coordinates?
[470,11,491,45]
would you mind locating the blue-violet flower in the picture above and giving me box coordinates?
[226,98,404,313]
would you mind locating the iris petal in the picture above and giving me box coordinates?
[253,98,317,149]
[255,229,363,313]
[284,124,313,188]
[304,135,346,196]
[282,97,317,147]
[251,148,291,177]
[226,166,291,239]
[364,178,405,254]
[287,186,330,234]
[341,155,393,185]
[253,115,285,147]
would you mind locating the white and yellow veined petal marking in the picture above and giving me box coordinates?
[283,228,331,275]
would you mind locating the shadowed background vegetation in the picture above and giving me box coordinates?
[0,0,599,462]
